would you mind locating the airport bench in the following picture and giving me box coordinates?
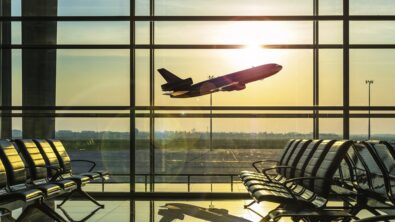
[242,140,354,221]
[0,140,68,221]
[342,141,395,220]
[31,139,109,208]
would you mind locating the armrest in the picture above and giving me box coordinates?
[261,166,294,182]
[71,159,96,172]
[252,160,278,172]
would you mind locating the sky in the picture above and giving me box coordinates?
[5,0,395,135]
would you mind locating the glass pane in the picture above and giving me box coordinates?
[156,21,313,45]
[350,49,395,106]
[319,0,342,15]
[351,22,395,44]
[11,22,21,44]
[135,118,150,192]
[155,49,313,106]
[12,118,22,138]
[319,21,343,44]
[136,21,150,45]
[58,0,129,16]
[155,0,313,16]
[11,0,21,16]
[56,117,130,192]
[136,50,150,106]
[56,49,130,106]
[319,49,343,106]
[154,118,210,192]
[11,0,129,16]
[58,22,130,44]
[12,49,22,106]
[350,118,368,140]
[319,118,343,139]
[12,22,130,45]
[351,118,395,142]
[136,0,149,16]
[350,0,395,15]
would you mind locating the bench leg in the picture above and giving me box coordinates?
[244,200,256,208]
[58,188,105,208]
[77,189,105,208]
[58,205,102,222]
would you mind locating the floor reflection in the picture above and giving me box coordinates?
[158,203,252,222]
[5,199,374,222]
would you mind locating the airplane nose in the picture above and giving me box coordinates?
[275,64,282,71]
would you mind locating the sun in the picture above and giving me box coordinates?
[240,44,265,67]
[217,21,294,67]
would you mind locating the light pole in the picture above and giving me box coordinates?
[208,75,214,151]
[365,80,374,140]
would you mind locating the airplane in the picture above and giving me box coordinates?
[158,63,282,98]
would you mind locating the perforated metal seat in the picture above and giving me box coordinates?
[248,140,353,209]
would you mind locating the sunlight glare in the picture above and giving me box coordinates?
[219,21,294,67]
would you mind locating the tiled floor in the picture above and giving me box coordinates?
[2,199,378,222]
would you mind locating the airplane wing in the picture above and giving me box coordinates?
[167,91,189,96]
[216,82,246,91]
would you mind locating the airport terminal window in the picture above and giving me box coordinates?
[1,0,395,194]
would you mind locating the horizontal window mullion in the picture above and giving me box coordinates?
[2,106,395,111]
[5,44,395,49]
[2,15,395,22]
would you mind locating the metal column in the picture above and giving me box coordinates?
[21,0,58,138]
[0,0,12,139]
[343,0,350,139]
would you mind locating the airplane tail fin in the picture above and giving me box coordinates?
[158,68,182,83]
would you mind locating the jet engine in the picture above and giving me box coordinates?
[222,83,246,91]
[161,78,193,91]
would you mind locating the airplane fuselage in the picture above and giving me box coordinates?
[167,63,282,98]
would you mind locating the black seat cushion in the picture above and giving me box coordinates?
[7,188,43,202]
[64,175,91,187]
[53,179,77,191]
[35,183,62,198]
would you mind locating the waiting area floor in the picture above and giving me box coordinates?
[1,199,380,222]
